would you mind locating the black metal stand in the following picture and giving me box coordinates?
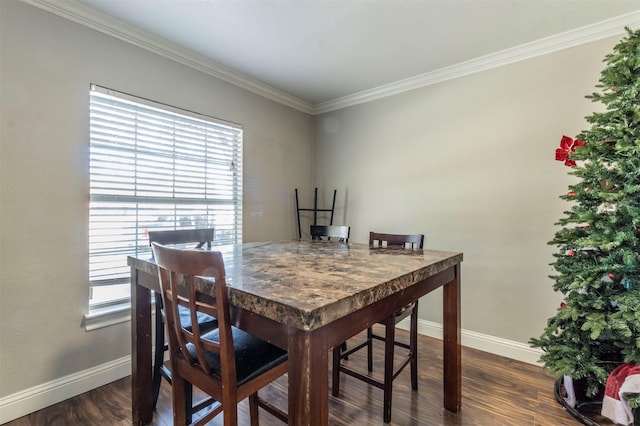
[295,188,336,239]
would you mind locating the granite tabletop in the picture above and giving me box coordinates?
[129,240,463,331]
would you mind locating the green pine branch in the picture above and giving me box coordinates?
[530,27,640,398]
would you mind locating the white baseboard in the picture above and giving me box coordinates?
[0,355,131,424]
[0,323,543,423]
[398,318,544,366]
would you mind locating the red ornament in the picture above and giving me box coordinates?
[568,191,576,196]
[608,273,615,280]
[555,135,586,167]
[560,301,567,308]
[566,249,576,256]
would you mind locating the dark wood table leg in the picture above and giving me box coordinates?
[287,329,329,425]
[131,268,153,425]
[443,264,461,412]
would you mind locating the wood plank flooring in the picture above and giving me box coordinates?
[5,330,612,425]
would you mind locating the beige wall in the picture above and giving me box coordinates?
[0,0,627,417]
[0,0,312,398]
[313,37,617,345]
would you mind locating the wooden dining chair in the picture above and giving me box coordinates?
[332,231,424,423]
[310,224,350,242]
[148,228,214,249]
[148,228,218,423]
[151,242,289,426]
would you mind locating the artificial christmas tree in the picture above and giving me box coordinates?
[530,28,640,422]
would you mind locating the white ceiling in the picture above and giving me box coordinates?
[31,0,640,112]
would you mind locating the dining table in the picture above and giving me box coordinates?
[128,239,463,425]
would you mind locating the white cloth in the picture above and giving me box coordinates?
[601,363,640,425]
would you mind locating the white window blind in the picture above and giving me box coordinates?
[89,84,243,309]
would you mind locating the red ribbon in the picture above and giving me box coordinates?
[555,135,585,167]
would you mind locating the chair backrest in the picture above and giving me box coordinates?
[148,228,214,250]
[151,242,236,401]
[310,225,350,242]
[369,232,424,250]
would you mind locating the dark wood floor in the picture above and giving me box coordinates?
[6,330,611,425]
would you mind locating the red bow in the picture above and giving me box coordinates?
[555,135,585,167]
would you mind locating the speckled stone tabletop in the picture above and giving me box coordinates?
[129,240,463,331]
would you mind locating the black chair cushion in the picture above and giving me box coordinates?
[187,327,287,386]
[178,305,218,333]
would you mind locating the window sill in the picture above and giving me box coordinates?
[83,303,131,331]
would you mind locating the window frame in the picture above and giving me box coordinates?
[87,84,243,321]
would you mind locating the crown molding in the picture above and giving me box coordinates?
[20,0,640,116]
[313,11,640,114]
[21,0,315,115]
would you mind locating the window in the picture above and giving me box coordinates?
[89,84,242,310]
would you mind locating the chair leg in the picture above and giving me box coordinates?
[223,396,239,426]
[383,321,395,423]
[185,382,193,425]
[171,371,188,426]
[367,326,373,372]
[249,393,260,426]
[410,302,419,390]
[153,293,194,422]
[152,292,165,410]
[331,345,342,397]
